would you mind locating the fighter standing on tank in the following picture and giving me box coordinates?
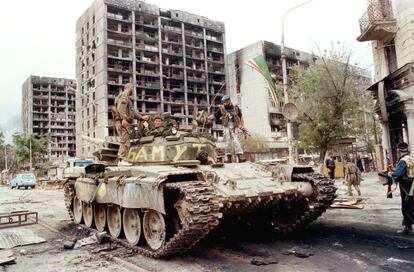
[390,142,414,234]
[113,83,148,165]
[208,95,246,163]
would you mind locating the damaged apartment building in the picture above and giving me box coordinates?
[227,41,317,160]
[22,76,76,161]
[357,0,414,168]
[76,0,226,158]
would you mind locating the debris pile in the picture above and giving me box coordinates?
[0,250,16,266]
[250,257,278,266]
[331,197,366,209]
[283,245,314,258]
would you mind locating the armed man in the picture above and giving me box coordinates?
[208,95,246,163]
[389,142,414,234]
[114,83,148,166]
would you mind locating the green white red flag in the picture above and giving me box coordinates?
[246,55,282,105]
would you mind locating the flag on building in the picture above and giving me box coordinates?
[246,55,282,105]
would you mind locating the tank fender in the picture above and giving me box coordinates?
[75,178,98,203]
[271,165,314,182]
[95,175,166,214]
[272,165,294,182]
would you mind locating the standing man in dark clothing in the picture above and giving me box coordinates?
[208,95,245,163]
[325,153,336,179]
[390,142,414,234]
[356,155,364,173]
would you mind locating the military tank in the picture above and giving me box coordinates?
[64,125,336,258]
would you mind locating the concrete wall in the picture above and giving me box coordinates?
[394,0,414,67]
[371,40,389,81]
[370,0,414,81]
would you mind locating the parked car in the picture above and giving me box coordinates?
[10,173,36,189]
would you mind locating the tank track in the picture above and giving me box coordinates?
[63,180,221,258]
[271,172,337,233]
[63,180,75,221]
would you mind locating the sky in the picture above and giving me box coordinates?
[0,0,373,143]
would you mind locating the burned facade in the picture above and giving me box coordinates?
[357,0,414,167]
[75,0,226,158]
[22,75,76,160]
[227,41,317,159]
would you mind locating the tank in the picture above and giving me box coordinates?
[64,128,336,258]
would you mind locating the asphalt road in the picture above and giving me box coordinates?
[0,173,413,272]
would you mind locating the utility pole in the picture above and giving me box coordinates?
[281,0,312,164]
[4,145,7,170]
[29,136,33,171]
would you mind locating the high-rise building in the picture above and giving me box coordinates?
[227,41,371,160]
[75,0,226,158]
[22,75,76,160]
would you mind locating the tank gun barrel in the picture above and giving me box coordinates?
[82,135,105,145]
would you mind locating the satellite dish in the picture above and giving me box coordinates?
[282,102,298,121]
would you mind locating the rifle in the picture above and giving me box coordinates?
[239,127,251,140]
[387,164,394,198]
[378,165,394,198]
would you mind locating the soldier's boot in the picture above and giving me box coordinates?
[397,225,412,234]
[237,154,246,163]
[226,154,232,163]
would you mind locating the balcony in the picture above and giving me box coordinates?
[107,12,131,23]
[357,0,396,42]
[107,39,132,48]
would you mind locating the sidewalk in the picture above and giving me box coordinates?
[320,172,414,242]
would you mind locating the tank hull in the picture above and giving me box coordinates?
[64,161,336,257]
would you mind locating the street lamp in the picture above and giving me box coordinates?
[281,0,312,164]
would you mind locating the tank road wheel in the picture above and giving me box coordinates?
[94,204,106,232]
[73,196,83,224]
[107,205,122,238]
[82,202,94,228]
[143,210,166,251]
[123,209,141,245]
[271,199,309,233]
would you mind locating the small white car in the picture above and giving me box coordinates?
[10,173,36,189]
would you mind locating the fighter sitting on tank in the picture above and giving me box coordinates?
[133,113,178,138]
[146,115,165,137]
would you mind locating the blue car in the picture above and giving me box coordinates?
[10,173,36,189]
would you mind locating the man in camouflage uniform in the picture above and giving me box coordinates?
[115,83,148,165]
[146,115,165,137]
[344,158,361,196]
[208,95,245,163]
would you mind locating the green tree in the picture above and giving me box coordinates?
[290,50,363,160]
[12,133,49,169]
[348,92,381,168]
